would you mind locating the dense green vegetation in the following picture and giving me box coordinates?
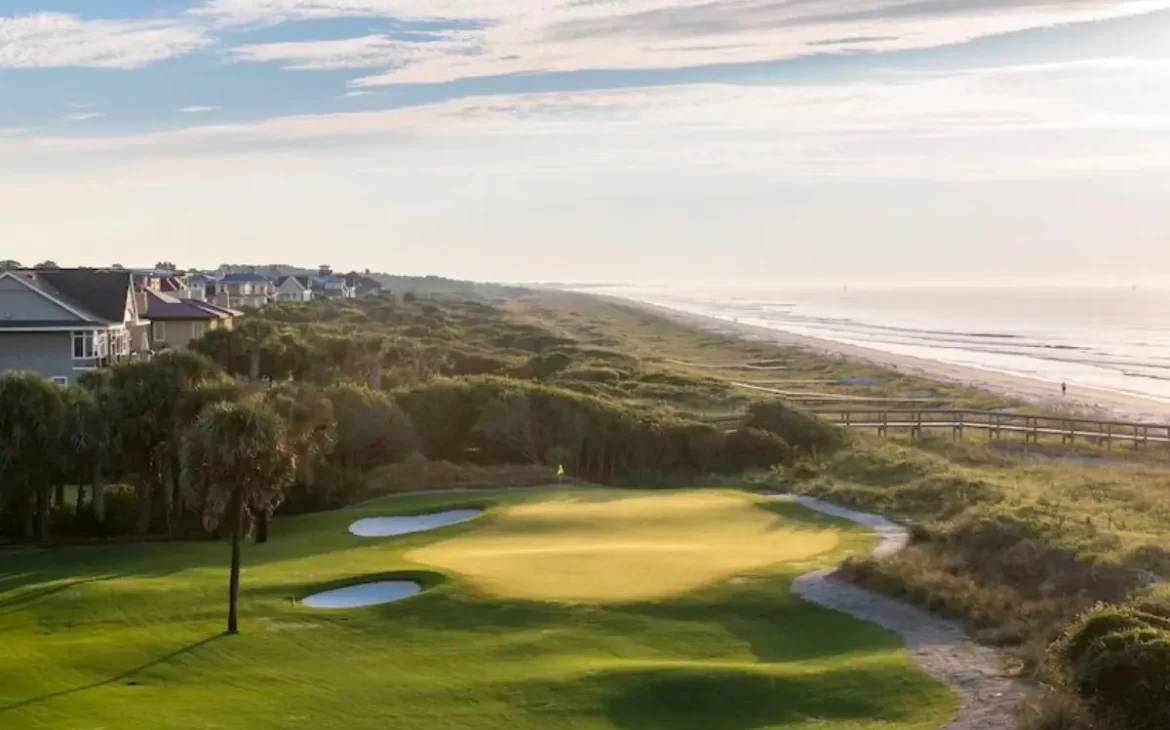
[0,488,957,730]
[1,293,821,547]
[512,291,1170,730]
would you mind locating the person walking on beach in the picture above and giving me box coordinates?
[1062,381,1067,397]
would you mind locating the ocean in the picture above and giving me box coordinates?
[596,285,1170,401]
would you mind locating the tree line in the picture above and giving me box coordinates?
[0,294,836,632]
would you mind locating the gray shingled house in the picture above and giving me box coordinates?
[0,268,150,385]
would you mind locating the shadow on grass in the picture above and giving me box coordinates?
[515,664,928,730]
[0,575,119,616]
[0,633,223,714]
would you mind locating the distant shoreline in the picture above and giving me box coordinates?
[620,297,1170,425]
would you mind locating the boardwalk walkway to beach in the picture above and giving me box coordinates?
[716,407,1170,448]
[818,408,1170,447]
[703,380,1170,449]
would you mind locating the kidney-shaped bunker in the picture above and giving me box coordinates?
[303,581,422,609]
[349,509,482,537]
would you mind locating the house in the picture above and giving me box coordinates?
[214,272,275,309]
[344,272,385,298]
[310,265,354,300]
[275,275,313,302]
[185,273,213,302]
[143,290,241,349]
[0,268,149,385]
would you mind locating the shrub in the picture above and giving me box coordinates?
[1052,603,1170,730]
[518,352,575,379]
[725,427,792,471]
[326,383,418,470]
[556,366,624,383]
[745,401,844,457]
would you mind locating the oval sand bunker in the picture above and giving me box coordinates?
[303,581,421,609]
[349,509,482,537]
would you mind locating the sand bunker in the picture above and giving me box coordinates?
[302,580,421,609]
[409,492,838,603]
[349,509,483,537]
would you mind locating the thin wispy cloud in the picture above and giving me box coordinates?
[0,12,211,69]
[194,0,1170,85]
[11,59,1169,179]
[62,112,106,122]
[178,105,221,113]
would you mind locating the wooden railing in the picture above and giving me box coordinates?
[807,408,1170,447]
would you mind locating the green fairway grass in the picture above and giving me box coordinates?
[1,488,957,730]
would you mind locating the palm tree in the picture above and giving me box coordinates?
[236,320,279,384]
[257,384,336,543]
[183,400,296,634]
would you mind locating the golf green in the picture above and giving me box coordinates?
[0,488,958,729]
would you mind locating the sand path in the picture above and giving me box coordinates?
[783,495,1025,730]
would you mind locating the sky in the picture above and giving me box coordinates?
[2,1,1169,284]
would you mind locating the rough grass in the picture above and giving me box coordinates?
[512,291,1170,729]
[1,487,956,730]
[412,491,841,603]
[788,436,1170,661]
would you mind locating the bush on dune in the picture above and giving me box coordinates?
[393,376,791,482]
[1051,600,1170,730]
[746,401,844,458]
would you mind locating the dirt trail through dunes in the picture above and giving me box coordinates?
[783,495,1026,730]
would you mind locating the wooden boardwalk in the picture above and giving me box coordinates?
[810,408,1170,448]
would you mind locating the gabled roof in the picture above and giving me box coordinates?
[221,272,273,284]
[277,275,311,289]
[144,289,231,320]
[158,276,184,293]
[8,268,135,324]
[195,300,245,317]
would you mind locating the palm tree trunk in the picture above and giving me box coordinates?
[161,460,175,535]
[53,483,65,508]
[172,452,186,532]
[92,466,106,526]
[36,485,51,545]
[256,510,269,544]
[227,489,245,635]
[249,350,261,384]
[135,480,153,535]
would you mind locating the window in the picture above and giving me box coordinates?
[152,321,167,343]
[72,331,95,359]
[51,376,68,386]
[191,321,206,339]
[96,332,110,359]
[118,330,131,357]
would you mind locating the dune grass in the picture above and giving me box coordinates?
[1,487,956,730]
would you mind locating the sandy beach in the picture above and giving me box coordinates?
[635,300,1170,424]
